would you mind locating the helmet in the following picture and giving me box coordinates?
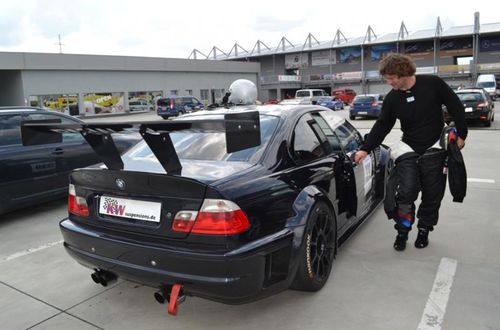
[228,79,257,105]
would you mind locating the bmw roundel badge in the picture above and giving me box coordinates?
[115,178,126,190]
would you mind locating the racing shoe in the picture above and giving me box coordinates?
[393,232,408,251]
[415,228,430,248]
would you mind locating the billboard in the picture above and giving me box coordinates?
[405,41,434,59]
[285,53,309,69]
[339,47,361,64]
[439,38,473,56]
[371,44,397,61]
[480,35,500,52]
[311,50,336,66]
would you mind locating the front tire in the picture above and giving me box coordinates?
[290,201,336,292]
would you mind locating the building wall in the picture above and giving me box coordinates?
[0,70,24,105]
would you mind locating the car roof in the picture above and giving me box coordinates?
[0,107,83,121]
[177,104,341,123]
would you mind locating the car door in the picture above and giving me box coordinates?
[319,112,375,219]
[0,113,57,209]
[311,113,357,232]
[25,113,100,189]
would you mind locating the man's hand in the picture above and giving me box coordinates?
[354,150,368,164]
[456,137,465,150]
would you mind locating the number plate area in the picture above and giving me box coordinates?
[99,196,161,222]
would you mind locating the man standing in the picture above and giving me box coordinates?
[354,53,467,251]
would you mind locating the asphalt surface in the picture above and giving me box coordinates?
[1,105,499,330]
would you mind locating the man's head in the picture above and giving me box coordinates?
[379,53,416,90]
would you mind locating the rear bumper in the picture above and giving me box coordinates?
[350,109,380,117]
[60,218,295,304]
[444,109,491,121]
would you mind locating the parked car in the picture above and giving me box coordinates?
[476,74,498,100]
[263,98,280,105]
[129,99,153,112]
[23,105,390,313]
[443,88,495,127]
[349,94,385,120]
[332,88,357,105]
[157,96,204,119]
[295,89,329,104]
[0,107,141,215]
[317,96,344,110]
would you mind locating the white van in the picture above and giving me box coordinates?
[476,74,498,100]
[295,89,329,104]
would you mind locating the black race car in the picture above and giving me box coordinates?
[22,105,390,315]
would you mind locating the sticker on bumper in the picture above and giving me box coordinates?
[99,196,161,222]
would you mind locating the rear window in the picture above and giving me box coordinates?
[296,91,310,97]
[312,91,324,96]
[477,82,495,88]
[157,98,171,107]
[127,115,279,163]
[353,96,375,102]
[457,92,483,102]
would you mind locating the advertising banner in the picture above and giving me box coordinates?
[285,53,309,69]
[480,35,500,52]
[405,41,434,59]
[439,38,473,56]
[339,47,361,64]
[311,50,336,66]
[371,44,397,61]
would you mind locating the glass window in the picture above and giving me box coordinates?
[200,89,209,101]
[127,115,279,163]
[312,113,342,152]
[318,111,362,153]
[170,90,178,96]
[291,114,326,162]
[0,114,22,146]
[27,113,83,143]
[185,89,193,95]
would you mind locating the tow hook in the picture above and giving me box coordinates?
[153,284,186,316]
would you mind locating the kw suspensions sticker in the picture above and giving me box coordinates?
[362,155,373,193]
[99,196,161,222]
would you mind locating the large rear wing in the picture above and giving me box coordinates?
[21,111,261,175]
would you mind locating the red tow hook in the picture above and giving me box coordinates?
[168,284,183,315]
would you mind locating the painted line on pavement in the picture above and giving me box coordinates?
[417,257,458,330]
[0,240,63,263]
[467,178,495,184]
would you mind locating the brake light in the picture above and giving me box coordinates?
[169,99,174,110]
[172,199,250,235]
[68,184,89,217]
[477,102,487,107]
[372,101,379,107]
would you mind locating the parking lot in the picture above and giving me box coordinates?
[1,106,499,330]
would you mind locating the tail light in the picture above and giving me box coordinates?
[172,199,250,235]
[169,99,174,110]
[477,102,487,108]
[68,184,89,217]
[372,101,379,107]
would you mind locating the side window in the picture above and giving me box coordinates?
[312,113,343,152]
[291,114,326,162]
[0,115,22,146]
[28,113,83,143]
[334,121,363,154]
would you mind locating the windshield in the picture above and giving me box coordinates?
[126,115,279,163]
[477,82,495,88]
[296,91,310,97]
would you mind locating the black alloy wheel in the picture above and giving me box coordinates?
[291,201,336,292]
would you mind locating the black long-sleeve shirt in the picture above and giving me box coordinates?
[361,75,468,155]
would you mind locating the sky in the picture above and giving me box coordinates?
[0,0,498,59]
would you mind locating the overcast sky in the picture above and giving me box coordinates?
[0,0,498,59]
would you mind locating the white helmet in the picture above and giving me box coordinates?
[228,79,257,105]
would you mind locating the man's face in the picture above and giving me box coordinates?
[383,74,406,90]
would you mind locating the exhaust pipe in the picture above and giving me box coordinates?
[90,269,117,287]
[153,284,186,315]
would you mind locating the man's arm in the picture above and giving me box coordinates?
[355,97,396,163]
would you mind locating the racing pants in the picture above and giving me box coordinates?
[394,149,447,233]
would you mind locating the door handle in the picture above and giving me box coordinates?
[52,148,64,155]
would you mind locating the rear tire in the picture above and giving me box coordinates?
[290,201,336,292]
